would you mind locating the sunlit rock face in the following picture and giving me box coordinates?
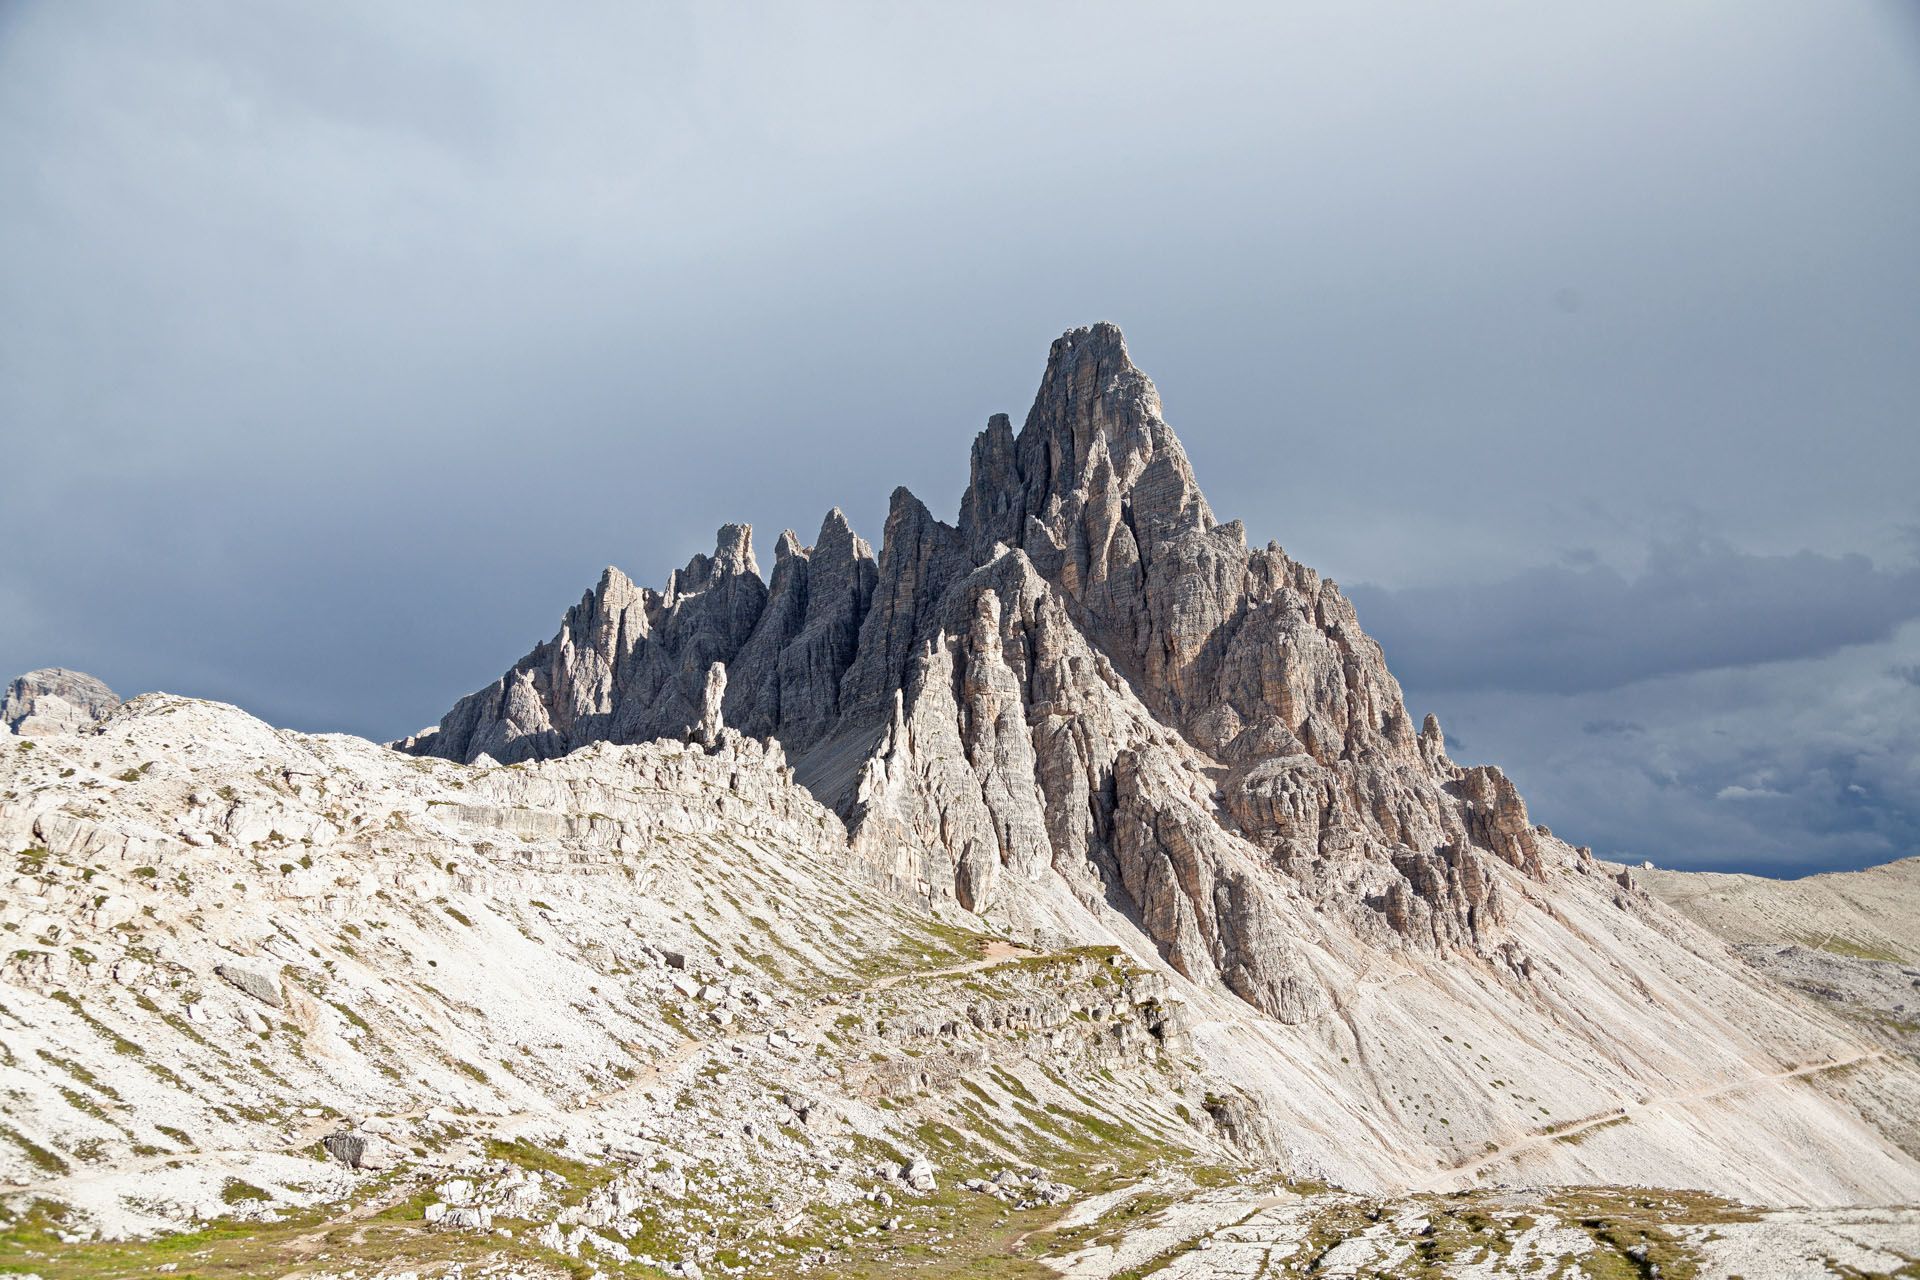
[399,324,1564,1022]
[9,330,1920,1241]
[4,667,120,737]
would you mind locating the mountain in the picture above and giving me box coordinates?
[1643,856,1920,964]
[1645,857,1920,1063]
[1,692,1236,1273]
[392,323,1920,1198]
[4,326,1919,1276]
[3,668,119,737]
[404,325,1554,1023]
[6,696,1919,1279]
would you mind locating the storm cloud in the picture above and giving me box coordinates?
[1413,623,1920,875]
[1348,539,1920,694]
[2,2,1916,873]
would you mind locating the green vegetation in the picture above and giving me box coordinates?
[34,1048,122,1101]
[1555,1113,1631,1145]
[48,991,144,1058]
[0,1179,647,1280]
[0,1124,68,1175]
[1796,933,1904,964]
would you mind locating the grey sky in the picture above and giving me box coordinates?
[3,2,1917,875]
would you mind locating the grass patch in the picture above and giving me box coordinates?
[1797,933,1904,964]
[1555,1113,1631,1145]
[48,990,145,1057]
[0,1124,68,1175]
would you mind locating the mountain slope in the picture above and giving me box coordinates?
[1643,857,1920,963]
[2,693,1225,1271]
[392,324,1920,1206]
[6,693,1918,1279]
[1645,857,1920,1072]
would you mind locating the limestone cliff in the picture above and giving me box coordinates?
[399,329,1624,1023]
[3,667,119,736]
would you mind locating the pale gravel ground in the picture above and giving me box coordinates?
[4,695,1919,1275]
[1643,857,1920,963]
[1056,1188,1920,1279]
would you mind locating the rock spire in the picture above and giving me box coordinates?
[403,324,1551,1021]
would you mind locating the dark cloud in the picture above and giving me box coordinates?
[1414,626,1920,875]
[1,3,1916,878]
[1349,538,1920,695]
[1370,539,1920,873]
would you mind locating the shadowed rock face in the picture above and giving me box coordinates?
[401,323,1548,1021]
[3,667,120,736]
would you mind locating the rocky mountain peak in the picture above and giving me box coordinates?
[960,322,1212,564]
[406,325,1556,1021]
[666,522,760,604]
[11,327,1920,1260]
[3,666,120,736]
[817,505,857,544]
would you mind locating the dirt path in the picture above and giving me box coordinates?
[1426,1050,1886,1189]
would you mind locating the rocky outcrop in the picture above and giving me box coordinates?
[723,510,878,752]
[4,668,119,736]
[403,517,882,769]
[0,692,1239,1247]
[696,662,727,749]
[401,526,766,761]
[213,961,283,1008]
[404,325,1563,1021]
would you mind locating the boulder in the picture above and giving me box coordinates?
[903,1157,937,1192]
[322,1130,390,1170]
[213,962,283,1008]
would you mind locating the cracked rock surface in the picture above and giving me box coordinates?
[400,326,1566,1023]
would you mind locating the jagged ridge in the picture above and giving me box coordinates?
[403,324,1546,1023]
[9,328,1920,1218]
